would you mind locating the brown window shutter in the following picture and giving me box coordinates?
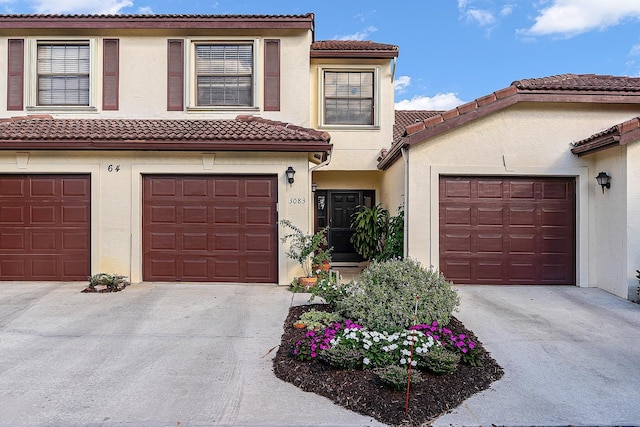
[7,39,24,111]
[167,39,184,111]
[263,39,280,112]
[102,39,119,110]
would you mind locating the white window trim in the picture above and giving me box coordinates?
[317,66,380,129]
[25,37,98,112]
[186,37,260,112]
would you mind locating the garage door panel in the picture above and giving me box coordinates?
[510,181,535,199]
[0,175,90,281]
[31,206,56,224]
[213,206,240,224]
[0,206,25,222]
[440,176,575,285]
[143,175,277,283]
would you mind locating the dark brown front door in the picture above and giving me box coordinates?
[327,191,362,262]
[439,176,575,285]
[143,175,277,283]
[0,174,91,280]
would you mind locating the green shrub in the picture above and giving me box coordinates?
[419,344,460,375]
[350,204,404,261]
[297,309,343,330]
[318,346,364,369]
[87,273,129,292]
[373,365,424,390]
[308,272,350,308]
[336,258,459,332]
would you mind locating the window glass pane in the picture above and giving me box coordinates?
[196,43,253,106]
[37,43,90,106]
[324,71,374,125]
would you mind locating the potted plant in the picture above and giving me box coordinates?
[280,219,332,286]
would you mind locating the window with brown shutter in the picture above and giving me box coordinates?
[195,43,253,107]
[264,39,280,111]
[7,39,24,111]
[102,39,119,110]
[167,39,184,111]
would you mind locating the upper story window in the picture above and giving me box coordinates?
[323,70,375,126]
[195,43,253,107]
[37,42,90,106]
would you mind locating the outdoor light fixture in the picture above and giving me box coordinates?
[311,182,317,192]
[286,166,296,185]
[595,171,611,193]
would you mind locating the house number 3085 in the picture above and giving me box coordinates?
[289,197,306,205]
[107,164,121,172]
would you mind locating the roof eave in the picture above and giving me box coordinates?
[0,140,333,152]
[0,14,315,30]
[310,50,398,59]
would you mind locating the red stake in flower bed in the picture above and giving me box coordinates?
[406,295,419,414]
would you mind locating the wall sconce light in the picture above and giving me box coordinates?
[595,171,611,193]
[311,182,317,192]
[285,166,296,186]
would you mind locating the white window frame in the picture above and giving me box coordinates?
[25,37,98,112]
[186,37,260,112]
[318,66,380,129]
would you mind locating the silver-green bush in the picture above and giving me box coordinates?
[336,258,459,332]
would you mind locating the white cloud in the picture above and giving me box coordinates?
[630,44,640,56]
[137,6,152,14]
[395,93,466,111]
[501,4,515,16]
[336,26,378,41]
[465,8,496,26]
[394,76,411,93]
[32,0,132,13]
[524,0,640,37]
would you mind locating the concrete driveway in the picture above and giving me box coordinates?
[434,285,640,426]
[0,282,381,427]
[1,282,639,426]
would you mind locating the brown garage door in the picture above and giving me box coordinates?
[143,175,277,283]
[0,174,91,281]
[440,176,575,285]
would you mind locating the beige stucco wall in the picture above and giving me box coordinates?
[404,102,640,295]
[309,58,395,171]
[0,31,312,125]
[625,142,640,299]
[0,150,313,285]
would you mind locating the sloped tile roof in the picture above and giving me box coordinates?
[378,74,640,170]
[0,115,331,153]
[513,74,640,92]
[0,13,315,30]
[311,40,399,58]
[571,116,640,156]
[394,110,443,142]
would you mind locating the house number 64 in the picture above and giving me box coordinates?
[107,164,121,172]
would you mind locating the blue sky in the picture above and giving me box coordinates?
[4,0,640,110]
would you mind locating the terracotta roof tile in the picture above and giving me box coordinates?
[513,74,640,92]
[571,116,640,156]
[393,110,442,141]
[378,74,640,170]
[0,13,315,30]
[0,115,331,152]
[311,40,398,58]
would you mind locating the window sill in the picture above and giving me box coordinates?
[26,106,98,113]
[319,124,380,131]
[187,106,260,113]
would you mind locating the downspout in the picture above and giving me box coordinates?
[309,151,332,230]
[401,146,409,257]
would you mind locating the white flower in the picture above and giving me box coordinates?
[416,347,423,354]
[389,344,398,350]
[400,358,407,365]
[373,336,380,343]
[411,360,417,367]
[401,349,411,356]
[363,357,370,365]
[382,346,389,352]
[364,344,370,350]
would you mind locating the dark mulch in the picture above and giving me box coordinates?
[273,304,504,427]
